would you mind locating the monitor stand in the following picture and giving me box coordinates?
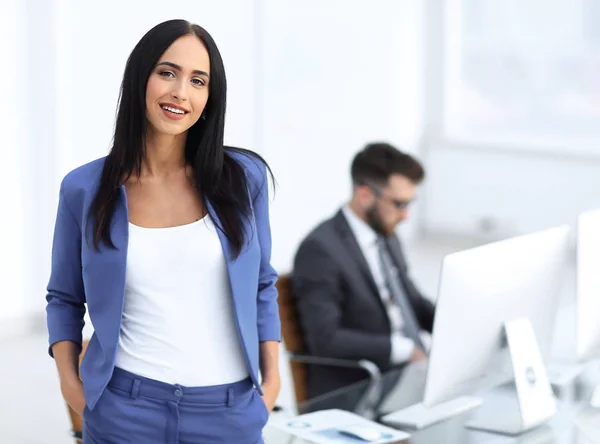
[465,317,557,435]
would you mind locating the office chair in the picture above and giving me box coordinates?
[276,274,382,418]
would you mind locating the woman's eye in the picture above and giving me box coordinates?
[191,78,205,86]
[159,71,175,78]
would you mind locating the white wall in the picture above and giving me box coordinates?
[19,0,62,327]
[423,143,600,240]
[258,0,426,272]
[420,0,600,241]
[0,1,28,323]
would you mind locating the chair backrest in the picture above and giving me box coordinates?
[276,273,309,404]
[66,340,89,444]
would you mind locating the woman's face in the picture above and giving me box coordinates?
[145,34,210,137]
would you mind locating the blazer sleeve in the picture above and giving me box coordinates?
[252,164,281,342]
[293,238,393,370]
[45,180,86,357]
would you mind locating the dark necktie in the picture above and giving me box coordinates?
[376,236,427,353]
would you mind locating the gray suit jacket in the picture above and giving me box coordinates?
[292,209,435,399]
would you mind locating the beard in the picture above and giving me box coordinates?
[365,204,389,236]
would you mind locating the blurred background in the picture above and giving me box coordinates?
[1,0,599,442]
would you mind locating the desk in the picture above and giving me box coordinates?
[263,362,600,443]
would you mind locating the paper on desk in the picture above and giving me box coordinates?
[269,409,410,443]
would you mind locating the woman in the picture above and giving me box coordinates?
[46,19,280,443]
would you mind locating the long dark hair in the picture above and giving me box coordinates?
[88,19,273,258]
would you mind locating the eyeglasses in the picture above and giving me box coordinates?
[368,186,413,210]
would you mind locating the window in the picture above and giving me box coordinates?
[443,0,600,151]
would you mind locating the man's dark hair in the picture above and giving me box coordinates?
[350,142,425,187]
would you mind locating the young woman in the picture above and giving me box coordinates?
[45,19,280,443]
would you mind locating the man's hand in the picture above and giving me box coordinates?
[259,378,280,414]
[409,347,427,362]
[61,378,86,416]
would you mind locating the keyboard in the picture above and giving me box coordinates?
[381,396,483,429]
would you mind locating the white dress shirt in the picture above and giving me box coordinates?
[342,206,428,364]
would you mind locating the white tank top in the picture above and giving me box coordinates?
[114,216,249,386]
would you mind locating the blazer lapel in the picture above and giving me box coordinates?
[205,200,244,305]
[108,187,129,333]
[113,186,130,249]
[85,185,129,272]
[332,210,379,297]
[82,186,129,349]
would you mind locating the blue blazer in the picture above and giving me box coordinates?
[45,151,281,410]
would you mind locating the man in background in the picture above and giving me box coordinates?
[292,142,435,411]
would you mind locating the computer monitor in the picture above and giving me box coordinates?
[382,225,571,434]
[424,225,570,408]
[575,208,600,362]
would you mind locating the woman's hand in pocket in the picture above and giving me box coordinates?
[259,378,280,414]
[61,378,86,416]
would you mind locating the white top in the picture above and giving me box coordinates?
[114,216,249,386]
[342,205,424,364]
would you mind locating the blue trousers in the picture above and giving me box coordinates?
[83,367,268,443]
